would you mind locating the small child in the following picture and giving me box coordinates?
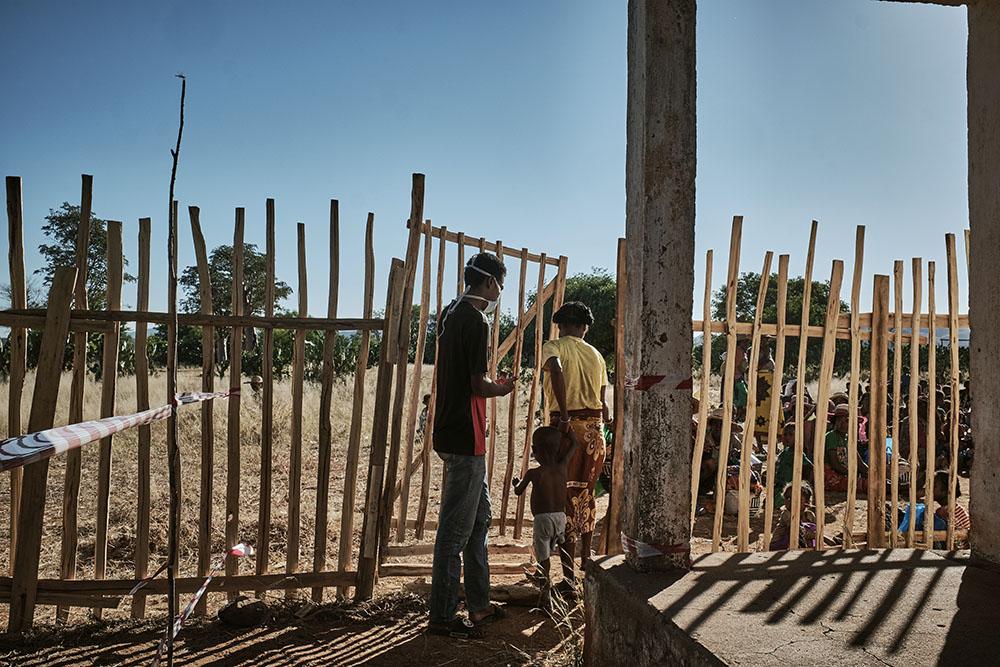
[769,481,817,550]
[513,426,578,589]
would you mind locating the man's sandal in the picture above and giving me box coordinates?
[471,603,507,626]
[427,617,484,639]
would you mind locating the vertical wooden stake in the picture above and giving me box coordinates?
[190,207,215,614]
[868,275,890,549]
[500,248,529,535]
[379,174,425,560]
[416,224,447,539]
[256,199,276,590]
[225,209,245,598]
[789,221,818,551]
[5,176,27,577]
[313,202,340,602]
[337,213,376,596]
[287,222,308,588]
[737,252,772,551]
[396,220,434,542]
[7,268,77,633]
[456,232,466,295]
[486,240,504,493]
[810,260,844,548]
[131,216,152,619]
[844,226,865,548]
[93,220,123,618]
[356,259,405,600]
[712,217,743,552]
[606,239,628,555]
[514,256,548,538]
[906,259,923,548]
[761,254,789,549]
[924,263,937,549]
[945,235,961,550]
[890,261,904,547]
[57,174,92,620]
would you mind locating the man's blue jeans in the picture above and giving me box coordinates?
[429,452,491,623]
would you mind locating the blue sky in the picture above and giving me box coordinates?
[0,0,969,320]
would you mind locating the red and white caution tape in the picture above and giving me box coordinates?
[624,374,692,392]
[621,532,690,559]
[0,388,239,473]
[151,542,255,667]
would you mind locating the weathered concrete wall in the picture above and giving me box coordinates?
[968,0,1000,567]
[584,556,723,667]
[622,0,696,572]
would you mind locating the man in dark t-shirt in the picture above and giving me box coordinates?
[428,252,513,637]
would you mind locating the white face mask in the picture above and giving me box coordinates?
[438,262,501,336]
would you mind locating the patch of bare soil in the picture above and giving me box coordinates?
[1,590,583,667]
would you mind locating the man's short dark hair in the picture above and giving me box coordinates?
[464,253,506,289]
[553,301,594,327]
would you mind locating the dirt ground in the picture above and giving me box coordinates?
[1,587,581,666]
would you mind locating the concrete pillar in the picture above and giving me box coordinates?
[622,0,696,572]
[968,0,1000,566]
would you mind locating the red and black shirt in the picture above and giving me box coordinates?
[433,300,489,456]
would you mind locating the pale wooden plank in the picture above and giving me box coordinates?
[93,220,123,618]
[761,255,789,550]
[712,217,743,552]
[844,226,865,548]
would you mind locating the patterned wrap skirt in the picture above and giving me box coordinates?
[550,413,607,541]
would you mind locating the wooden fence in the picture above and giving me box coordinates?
[0,173,413,631]
[381,214,569,574]
[605,217,972,555]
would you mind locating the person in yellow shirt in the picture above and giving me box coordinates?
[540,302,609,596]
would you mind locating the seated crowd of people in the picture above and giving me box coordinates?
[693,335,973,550]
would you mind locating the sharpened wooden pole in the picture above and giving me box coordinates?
[810,260,844,548]
[712,217,742,552]
[57,174,93,620]
[256,199,276,592]
[844,226,865,548]
[7,268,77,633]
[761,255,789,549]
[93,220,123,618]
[737,252,772,551]
[868,275,890,549]
[906,258,923,548]
[225,209,245,599]
[287,222,308,590]
[500,248,529,535]
[131,216,152,619]
[945,235,961,550]
[515,256,548,538]
[190,206,215,615]
[337,214,376,597]
[5,176,27,577]
[313,202,340,602]
[924,263,937,549]
[890,260,904,548]
[606,239,628,555]
[789,221,818,551]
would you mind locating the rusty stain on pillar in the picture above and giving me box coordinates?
[968,0,1000,566]
[622,0,695,572]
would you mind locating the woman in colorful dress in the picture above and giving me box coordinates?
[540,302,609,596]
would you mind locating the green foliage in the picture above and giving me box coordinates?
[36,203,135,310]
[179,244,292,316]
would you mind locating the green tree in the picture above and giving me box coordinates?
[179,243,292,316]
[702,271,852,380]
[36,203,135,310]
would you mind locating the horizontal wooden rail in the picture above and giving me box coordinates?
[407,219,561,267]
[496,276,558,360]
[0,313,113,333]
[0,309,383,331]
[0,570,357,597]
[379,563,529,577]
[384,543,531,558]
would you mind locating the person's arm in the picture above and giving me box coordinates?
[472,372,513,398]
[601,384,610,423]
[543,356,571,432]
[512,469,534,496]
